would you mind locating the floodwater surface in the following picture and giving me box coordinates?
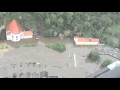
[0,35,118,78]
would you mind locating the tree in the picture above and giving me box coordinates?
[63,30,71,37]
[105,27,113,35]
[106,37,113,47]
[115,32,120,49]
[0,29,6,40]
[50,14,57,23]
[57,18,64,28]
[88,50,100,63]
[66,12,74,24]
[45,18,51,27]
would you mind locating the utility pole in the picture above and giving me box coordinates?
[74,53,77,68]
[69,53,71,67]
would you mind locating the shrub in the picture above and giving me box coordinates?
[13,73,17,78]
[88,50,100,63]
[46,42,66,52]
[5,46,8,49]
[23,44,27,47]
[101,59,113,67]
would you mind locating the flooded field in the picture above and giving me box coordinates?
[0,35,119,78]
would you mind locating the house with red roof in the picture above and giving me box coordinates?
[74,36,99,45]
[6,19,33,42]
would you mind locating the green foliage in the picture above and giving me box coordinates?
[88,50,100,62]
[101,59,113,67]
[1,12,120,47]
[0,46,9,49]
[13,73,17,78]
[0,46,4,49]
[50,14,57,23]
[64,30,71,37]
[46,42,66,52]
[106,37,113,46]
[0,29,6,40]
[45,18,51,27]
[15,45,20,48]
[23,44,37,47]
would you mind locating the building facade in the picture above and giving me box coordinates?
[6,19,33,42]
[74,36,99,45]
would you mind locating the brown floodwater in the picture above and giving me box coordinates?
[3,35,97,48]
[1,35,116,78]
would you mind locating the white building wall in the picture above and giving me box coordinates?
[24,35,33,39]
[6,35,11,40]
[20,32,24,39]
[11,33,21,42]
[75,42,99,45]
[74,37,99,45]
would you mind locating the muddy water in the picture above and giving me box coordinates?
[0,35,103,78]
[4,35,96,48]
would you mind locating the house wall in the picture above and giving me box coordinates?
[11,33,21,42]
[6,35,11,40]
[74,37,99,45]
[76,42,99,45]
[20,32,24,39]
[6,30,33,42]
[24,35,33,39]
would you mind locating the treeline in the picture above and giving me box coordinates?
[0,12,120,48]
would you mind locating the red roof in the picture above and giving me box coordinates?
[23,31,33,36]
[74,36,99,42]
[7,19,23,34]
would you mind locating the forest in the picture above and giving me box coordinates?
[0,12,120,48]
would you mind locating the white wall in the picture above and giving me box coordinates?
[76,42,99,45]
[74,37,99,45]
[20,32,24,39]
[11,33,21,42]
[6,35,11,40]
[24,35,32,39]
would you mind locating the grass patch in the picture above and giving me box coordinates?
[0,46,4,49]
[101,59,113,67]
[15,45,20,48]
[23,44,37,47]
[0,46,9,49]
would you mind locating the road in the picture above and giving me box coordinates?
[96,46,120,60]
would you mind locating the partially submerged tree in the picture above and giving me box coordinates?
[88,50,100,63]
